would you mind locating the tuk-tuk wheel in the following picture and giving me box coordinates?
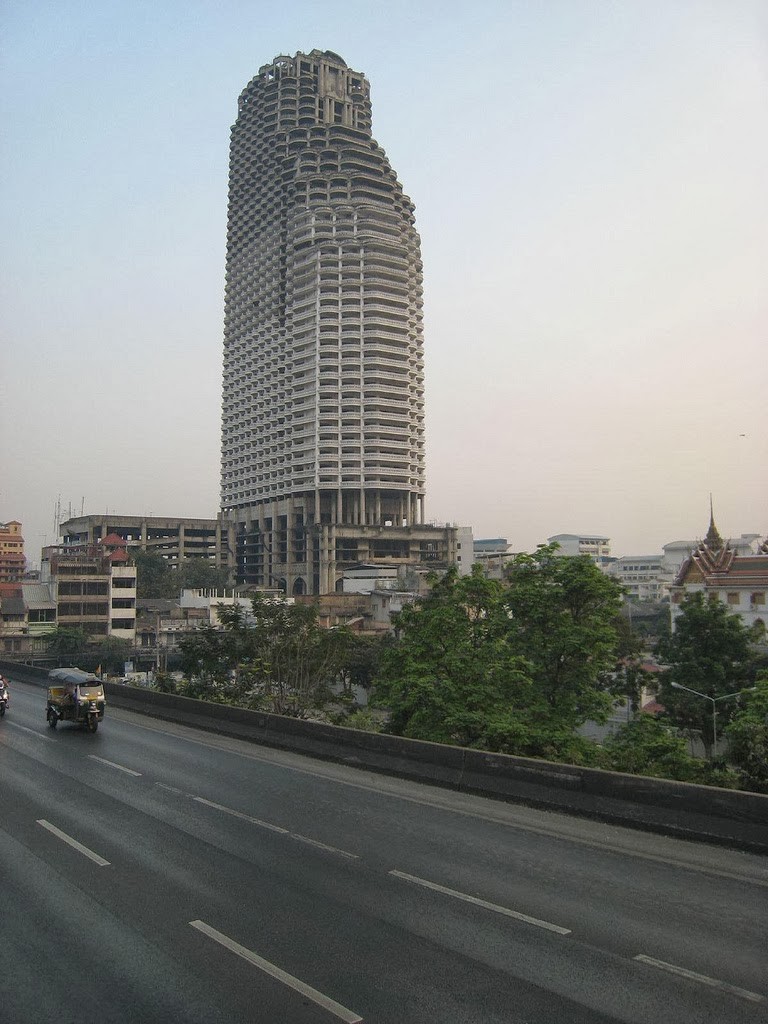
[86,716,98,733]
[47,709,57,729]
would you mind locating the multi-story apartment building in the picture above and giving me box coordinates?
[41,538,137,642]
[221,50,463,595]
[60,514,233,573]
[0,521,25,582]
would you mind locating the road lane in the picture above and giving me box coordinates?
[2,676,766,1023]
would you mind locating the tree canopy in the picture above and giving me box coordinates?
[374,546,625,758]
[178,594,351,716]
[656,590,756,758]
[133,550,231,599]
[44,626,88,657]
[726,672,768,793]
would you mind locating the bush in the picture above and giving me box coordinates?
[601,715,703,781]
[338,708,384,733]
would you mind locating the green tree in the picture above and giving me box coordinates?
[132,550,174,599]
[177,559,231,592]
[178,619,240,700]
[657,591,756,759]
[178,596,350,716]
[337,633,386,698]
[237,595,351,716]
[80,636,131,675]
[726,672,768,793]
[44,627,87,658]
[373,551,626,758]
[373,566,533,749]
[501,545,625,756]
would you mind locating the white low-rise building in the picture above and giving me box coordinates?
[548,533,611,566]
[606,555,675,602]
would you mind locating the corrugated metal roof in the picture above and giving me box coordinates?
[22,583,56,607]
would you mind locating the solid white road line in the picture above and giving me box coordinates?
[389,870,571,935]
[189,920,363,1023]
[87,755,142,776]
[633,954,764,1003]
[36,819,110,867]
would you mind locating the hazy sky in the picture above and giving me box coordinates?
[2,0,766,568]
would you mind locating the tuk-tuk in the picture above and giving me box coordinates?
[47,668,105,732]
[0,674,8,717]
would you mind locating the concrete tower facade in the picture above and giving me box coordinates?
[221,51,459,596]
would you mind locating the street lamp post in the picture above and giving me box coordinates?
[670,682,757,757]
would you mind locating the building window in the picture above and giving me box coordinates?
[726,592,740,605]
[751,592,766,605]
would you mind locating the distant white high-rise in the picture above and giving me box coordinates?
[221,51,459,596]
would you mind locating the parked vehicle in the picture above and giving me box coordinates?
[46,668,105,733]
[0,675,8,717]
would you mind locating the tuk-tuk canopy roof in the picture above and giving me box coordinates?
[48,667,101,685]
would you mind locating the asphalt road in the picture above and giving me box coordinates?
[2,677,766,1024]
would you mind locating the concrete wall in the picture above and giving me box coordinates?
[3,659,766,854]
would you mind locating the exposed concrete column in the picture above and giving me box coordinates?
[319,524,330,596]
[327,524,337,593]
[286,496,295,567]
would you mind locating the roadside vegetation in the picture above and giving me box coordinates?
[46,547,764,792]
[161,549,766,792]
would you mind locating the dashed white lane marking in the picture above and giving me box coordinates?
[7,722,52,740]
[389,870,571,935]
[109,709,768,891]
[634,955,764,1003]
[88,755,141,776]
[288,832,359,860]
[36,819,110,867]
[190,920,364,1023]
[193,796,289,833]
[155,783,184,794]
[192,795,359,858]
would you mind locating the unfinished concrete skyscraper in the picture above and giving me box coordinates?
[221,51,464,594]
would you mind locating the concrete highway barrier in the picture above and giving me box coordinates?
[4,660,767,854]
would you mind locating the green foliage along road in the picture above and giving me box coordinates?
[374,545,625,761]
[178,594,356,716]
[657,590,757,759]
